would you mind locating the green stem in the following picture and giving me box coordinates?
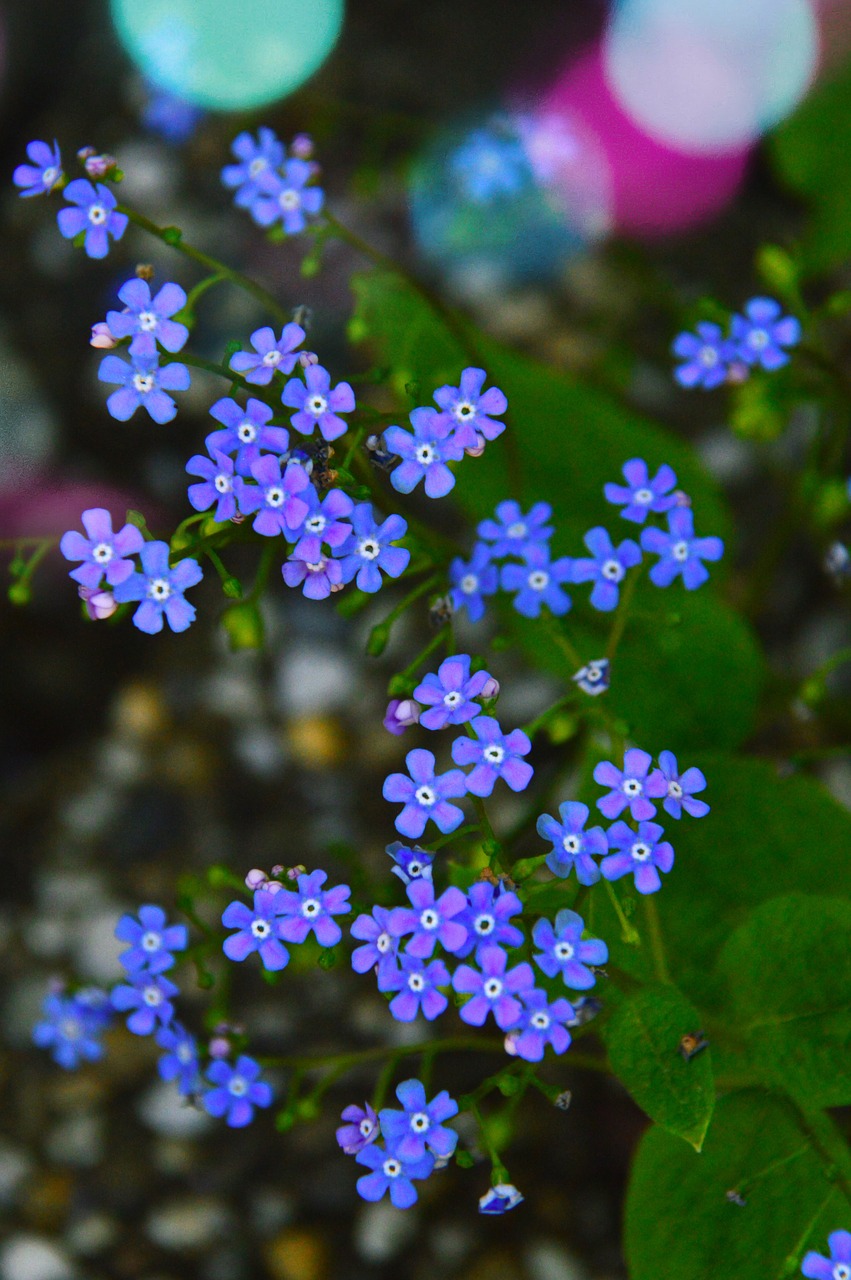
[642,894,670,984]
[166,350,255,394]
[389,627,448,693]
[266,1035,505,1073]
[606,564,642,662]
[470,1100,509,1183]
[543,610,584,673]
[521,691,578,738]
[183,272,228,314]
[605,879,641,946]
[430,823,480,851]
[245,541,278,603]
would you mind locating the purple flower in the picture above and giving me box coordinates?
[572,659,610,697]
[379,1079,458,1160]
[413,654,491,731]
[221,128,285,208]
[355,1142,435,1209]
[593,748,666,821]
[532,910,608,989]
[672,322,732,390]
[221,889,291,971]
[604,458,679,524]
[335,505,410,594]
[386,843,434,885]
[731,297,801,370]
[453,946,535,1029]
[205,397,289,477]
[60,507,144,589]
[13,139,63,197]
[384,699,421,735]
[383,955,450,1022]
[501,547,573,618]
[111,973,179,1036]
[229,323,306,385]
[432,367,507,449]
[57,179,128,259]
[601,821,675,895]
[202,1055,273,1127]
[290,487,354,561]
[536,801,607,885]
[802,1230,851,1280]
[385,408,465,499]
[454,882,523,960]
[569,527,642,612]
[351,905,400,981]
[640,508,724,590]
[382,748,467,839]
[282,552,344,599]
[281,364,355,442]
[274,870,351,947]
[479,1184,524,1215]
[336,1102,380,1155]
[186,449,238,522]
[451,716,533,797]
[389,879,468,959]
[115,904,188,975]
[113,541,203,635]
[654,750,709,819]
[32,988,111,1069]
[505,989,574,1062]
[448,544,498,622]
[106,278,189,354]
[98,348,190,424]
[237,455,311,537]
[156,1023,200,1095]
[250,158,324,233]
[477,499,553,559]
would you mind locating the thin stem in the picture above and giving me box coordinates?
[430,823,480,851]
[606,564,642,662]
[390,627,448,693]
[605,879,641,947]
[167,350,255,394]
[183,272,228,314]
[245,541,278,603]
[470,1100,509,1183]
[266,1035,505,1073]
[521,691,578,738]
[542,610,584,674]
[642,894,670,984]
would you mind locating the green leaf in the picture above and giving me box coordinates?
[717,894,851,1109]
[604,983,714,1150]
[625,1090,848,1280]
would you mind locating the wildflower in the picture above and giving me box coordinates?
[802,1230,851,1280]
[452,945,535,1029]
[384,408,466,498]
[448,545,499,622]
[452,121,530,204]
[505,989,574,1062]
[60,507,144,589]
[250,158,324,233]
[432,367,507,449]
[451,716,533,797]
[337,1103,380,1155]
[57,179,128,259]
[202,1055,273,1127]
[569,527,641,612]
[229,322,305,385]
[106,278,189,353]
[111,973,179,1035]
[389,879,469,958]
[477,499,553,559]
[413,655,493,731]
[186,449,238,522]
[113,542,202,635]
[290,488,354,562]
[205,397,289,477]
[653,750,709,819]
[336,505,410,594]
[78,586,117,620]
[384,699,421,735]
[532,910,608,989]
[221,127,285,208]
[671,322,732,390]
[351,908,401,985]
[640,509,724,590]
[380,1079,459,1160]
[98,348,190,423]
[386,843,434,885]
[13,139,63,197]
[479,1183,524,1214]
[731,297,801,370]
[454,882,523,960]
[593,748,666,821]
[601,821,675,895]
[236,455,311,537]
[221,889,291,971]
[355,1143,435,1209]
[572,658,610,697]
[536,802,607,885]
[281,364,355,443]
[383,955,450,1022]
[382,748,467,839]
[604,458,679,524]
[501,547,573,618]
[274,870,351,947]
[282,551,344,599]
[115,904,188,975]
[32,988,111,1069]
[156,1023,201,1095]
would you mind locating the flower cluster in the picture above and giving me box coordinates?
[673,296,801,389]
[221,870,351,971]
[221,128,324,234]
[95,274,191,423]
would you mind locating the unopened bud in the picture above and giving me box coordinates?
[298,350,319,367]
[76,146,97,162]
[480,676,500,700]
[287,864,307,881]
[726,360,750,386]
[84,152,118,180]
[383,698,421,735]
[78,586,117,620]
[464,432,487,458]
[90,321,118,350]
[135,263,155,281]
[290,133,314,159]
[270,865,284,877]
[208,1036,231,1059]
[245,868,268,891]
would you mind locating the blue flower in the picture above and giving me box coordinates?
[115,904,188,975]
[383,749,467,839]
[601,821,674,895]
[532,910,608,989]
[654,751,709,819]
[671,322,732,389]
[13,139,63,197]
[289,487,354,562]
[236,455,311,537]
[640,508,724,590]
[32,988,111,1069]
[186,449,238,522]
[604,459,679,524]
[355,1142,435,1209]
[59,507,144,589]
[383,955,450,1022]
[379,1079,459,1161]
[505,988,574,1062]
[111,972,179,1035]
[451,716,533,797]
[477,500,553,559]
[221,128,285,209]
[337,1102,380,1155]
[141,88,202,143]
[386,843,434,885]
[452,123,530,204]
[156,1023,201,1096]
[282,364,356,442]
[389,879,469,959]
[57,179,128,259]
[536,801,607,885]
[448,545,498,622]
[113,541,203,635]
[479,1183,524,1214]
[221,888,291,971]
[572,659,610,697]
[413,654,492,730]
[454,881,524,960]
[205,397,289,478]
[731,297,801,370]
[385,408,465,499]
[250,158,324,233]
[569,527,641,612]
[452,946,535,1030]
[335,505,410,593]
[98,347,190,424]
[351,905,400,982]
[501,547,573,618]
[229,323,306,385]
[282,551,345,599]
[106,278,189,354]
[432,367,507,450]
[203,1055,273,1127]
[802,1230,851,1279]
[594,748,667,822]
[274,870,351,947]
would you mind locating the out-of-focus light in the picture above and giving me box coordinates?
[408,112,612,292]
[543,47,749,237]
[603,0,818,154]
[110,0,344,111]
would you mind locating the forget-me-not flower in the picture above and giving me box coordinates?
[113,542,203,635]
[335,505,410,593]
[448,545,498,622]
[432,367,507,449]
[604,458,679,524]
[414,655,492,731]
[601,821,674,895]
[205,396,289,477]
[532,910,608,989]
[106,278,189,353]
[385,408,465,499]
[98,348,190,423]
[383,749,467,839]
[57,179,128,258]
[501,547,573,618]
[451,716,533,796]
[731,297,801,371]
[60,508,144,589]
[221,888,291,971]
[203,1055,273,1127]
[379,1079,458,1161]
[115,904,188,974]
[452,946,535,1029]
[536,802,607,885]
[640,508,724,590]
[13,139,63,197]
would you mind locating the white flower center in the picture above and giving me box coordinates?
[92,542,113,563]
[133,373,155,394]
[238,420,257,441]
[148,578,171,601]
[667,780,683,798]
[411,1112,430,1132]
[301,898,320,918]
[623,779,642,796]
[453,400,476,421]
[601,558,624,582]
[562,835,581,854]
[631,841,651,862]
[228,1076,248,1096]
[60,1018,82,1041]
[306,515,326,534]
[383,1158,402,1178]
[306,561,325,573]
[376,932,392,954]
[308,395,328,416]
[586,666,602,682]
[420,909,439,930]
[555,941,574,961]
[698,345,718,366]
[833,1266,851,1280]
[415,785,436,807]
[408,973,425,992]
[248,157,267,178]
[408,861,423,877]
[528,570,549,591]
[88,204,107,225]
[359,1118,374,1136]
[444,691,463,707]
[460,573,479,594]
[358,538,380,560]
[141,930,161,952]
[672,540,689,562]
[484,978,503,1000]
[262,349,282,366]
[634,488,653,504]
[143,985,163,1007]
[507,521,527,538]
[265,486,285,508]
[531,1012,550,1030]
[484,745,504,765]
[177,1042,194,1063]
[474,914,495,935]
[251,919,271,938]
[279,188,301,211]
[138,310,158,332]
[214,473,231,494]
[42,166,58,186]
[748,329,769,350]
[415,444,435,465]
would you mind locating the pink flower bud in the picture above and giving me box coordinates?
[503,1030,520,1056]
[673,490,692,507]
[84,153,117,180]
[78,586,117,620]
[208,1036,231,1059]
[726,360,750,386]
[290,133,314,160]
[480,676,500,700]
[383,698,421,735]
[270,865,284,877]
[265,880,283,894]
[90,321,118,350]
[464,432,487,458]
[287,864,307,881]
[245,868,268,891]
[298,350,319,368]
[76,146,97,162]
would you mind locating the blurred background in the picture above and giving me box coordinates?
[2,1,851,1277]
